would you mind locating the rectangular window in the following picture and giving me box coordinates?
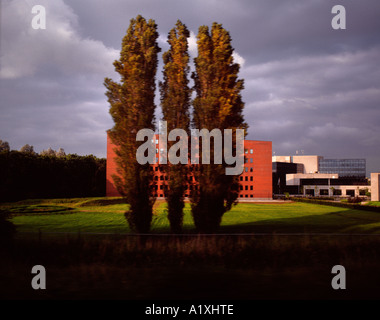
[245,176,248,181]
[250,176,253,181]
[250,149,253,154]
[250,158,253,163]
[250,186,253,190]
[245,186,248,190]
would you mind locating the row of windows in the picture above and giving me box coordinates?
[319,169,366,177]
[319,159,366,165]
[155,175,196,182]
[155,183,255,189]
[152,182,256,191]
[152,166,201,172]
[153,148,256,155]
[151,141,255,154]
[153,167,255,174]
[320,167,365,171]
[154,193,255,198]
[154,185,199,190]
[319,159,366,172]
[153,174,255,182]
[153,165,256,172]
[154,174,255,181]
[305,189,362,196]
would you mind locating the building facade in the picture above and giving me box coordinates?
[106,134,273,200]
[371,173,380,202]
[272,155,369,197]
[319,158,366,177]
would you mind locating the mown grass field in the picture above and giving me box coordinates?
[2,197,380,300]
[3,197,380,235]
[0,198,380,234]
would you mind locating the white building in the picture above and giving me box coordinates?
[273,155,370,197]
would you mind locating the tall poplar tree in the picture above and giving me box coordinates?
[104,15,161,233]
[191,23,247,232]
[159,20,191,233]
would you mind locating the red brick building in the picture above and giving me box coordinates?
[106,134,272,200]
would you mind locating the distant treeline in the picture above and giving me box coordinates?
[0,151,106,202]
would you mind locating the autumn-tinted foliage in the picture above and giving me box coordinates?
[191,23,247,232]
[104,15,160,233]
[159,20,191,233]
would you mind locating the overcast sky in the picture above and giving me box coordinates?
[1,0,379,176]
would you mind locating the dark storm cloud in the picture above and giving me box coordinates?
[0,0,117,155]
[1,0,379,175]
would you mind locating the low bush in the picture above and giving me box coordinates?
[292,197,380,213]
[0,210,16,244]
[347,196,365,204]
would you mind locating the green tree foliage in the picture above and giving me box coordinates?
[56,147,66,157]
[20,144,35,154]
[191,23,247,232]
[40,147,56,156]
[0,151,105,202]
[159,20,191,233]
[104,15,160,233]
[0,140,10,152]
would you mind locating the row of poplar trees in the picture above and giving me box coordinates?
[105,16,247,233]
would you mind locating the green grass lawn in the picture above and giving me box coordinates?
[2,197,380,300]
[366,201,380,207]
[3,197,380,235]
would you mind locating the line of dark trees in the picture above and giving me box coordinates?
[0,143,105,202]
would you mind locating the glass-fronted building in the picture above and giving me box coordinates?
[318,159,366,177]
[272,155,369,197]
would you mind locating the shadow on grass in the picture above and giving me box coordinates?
[219,210,380,234]
[5,205,74,216]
